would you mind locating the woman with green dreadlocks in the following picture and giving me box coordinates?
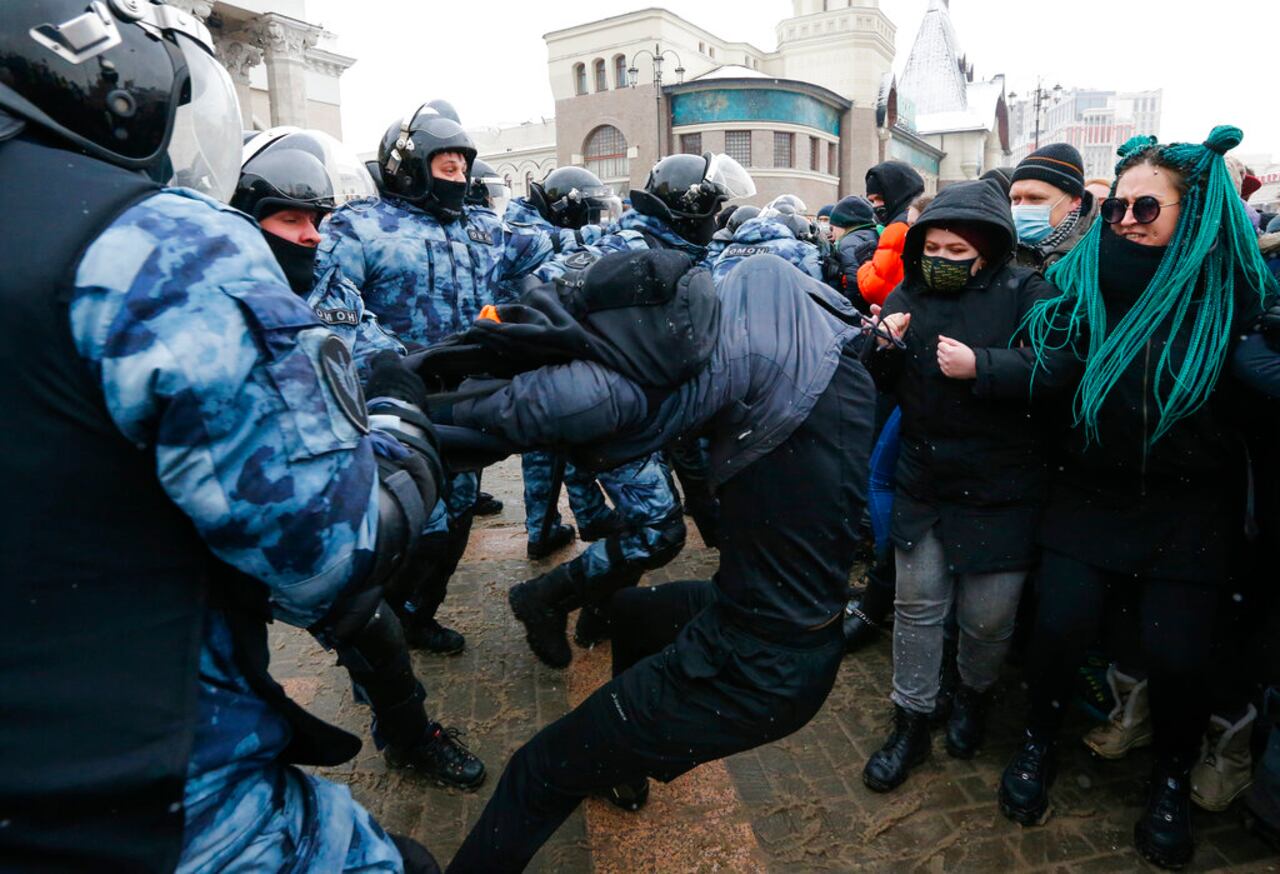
[996,126,1280,870]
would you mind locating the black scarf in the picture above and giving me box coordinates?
[1097,228,1167,313]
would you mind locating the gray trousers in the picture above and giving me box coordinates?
[890,527,1026,715]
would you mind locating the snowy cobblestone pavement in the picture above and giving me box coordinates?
[270,457,1279,873]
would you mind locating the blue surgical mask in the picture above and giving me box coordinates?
[1012,194,1066,245]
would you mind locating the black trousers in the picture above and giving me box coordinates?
[1025,550,1220,766]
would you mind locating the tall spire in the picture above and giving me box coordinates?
[898,0,968,115]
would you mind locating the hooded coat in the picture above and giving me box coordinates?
[865,161,925,225]
[868,180,1061,573]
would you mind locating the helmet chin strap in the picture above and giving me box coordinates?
[384,102,427,178]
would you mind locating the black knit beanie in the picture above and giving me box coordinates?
[1011,143,1085,199]
[829,195,877,229]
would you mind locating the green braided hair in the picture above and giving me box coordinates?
[1021,125,1279,446]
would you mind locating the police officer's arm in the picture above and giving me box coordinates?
[70,193,425,629]
[492,219,556,290]
[315,206,369,291]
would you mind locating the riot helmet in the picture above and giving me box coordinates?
[0,0,243,202]
[427,99,460,125]
[766,193,808,215]
[630,152,755,246]
[378,103,477,222]
[466,158,511,215]
[726,205,760,234]
[529,166,622,230]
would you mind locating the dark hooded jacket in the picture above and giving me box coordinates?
[869,180,1061,573]
[865,161,925,225]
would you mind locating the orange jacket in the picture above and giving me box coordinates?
[856,221,909,308]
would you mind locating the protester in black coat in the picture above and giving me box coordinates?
[859,180,1060,792]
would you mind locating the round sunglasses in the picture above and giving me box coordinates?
[1100,195,1180,225]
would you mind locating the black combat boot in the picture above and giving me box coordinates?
[527,522,576,560]
[508,562,583,668]
[842,598,885,654]
[473,491,503,517]
[600,777,650,812]
[385,723,486,790]
[573,604,610,648]
[945,685,992,759]
[1135,763,1195,869]
[863,705,932,792]
[999,730,1057,825]
[404,617,465,656]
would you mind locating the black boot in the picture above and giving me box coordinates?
[579,511,625,543]
[863,705,932,792]
[931,634,960,726]
[999,731,1057,825]
[385,723,486,790]
[599,777,650,812]
[945,685,991,760]
[1135,764,1195,869]
[573,604,611,648]
[527,523,576,560]
[842,598,885,654]
[508,562,582,668]
[404,617,465,655]
[473,491,503,517]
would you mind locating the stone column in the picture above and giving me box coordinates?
[166,0,214,20]
[248,14,321,128]
[216,36,263,129]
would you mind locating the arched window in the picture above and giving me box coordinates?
[593,58,607,92]
[503,174,513,191]
[584,125,628,180]
[573,62,586,96]
[614,54,627,89]
[524,171,534,195]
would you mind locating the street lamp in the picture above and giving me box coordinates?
[627,44,685,160]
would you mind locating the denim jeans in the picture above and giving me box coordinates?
[890,527,1026,714]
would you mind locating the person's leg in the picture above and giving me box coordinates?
[1084,585,1153,760]
[609,579,718,677]
[946,568,1026,758]
[520,452,575,559]
[666,435,719,548]
[404,471,477,653]
[563,462,619,541]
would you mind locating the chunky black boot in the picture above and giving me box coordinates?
[1135,764,1195,869]
[404,617,465,655]
[999,731,1057,825]
[945,685,991,759]
[599,777,650,812]
[385,723,486,790]
[508,562,582,668]
[573,604,611,648]
[473,491,503,517]
[527,523,576,560]
[863,705,932,792]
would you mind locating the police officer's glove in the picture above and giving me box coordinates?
[1260,301,1280,352]
[366,350,431,411]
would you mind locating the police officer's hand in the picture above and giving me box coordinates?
[365,350,430,411]
[1261,301,1280,352]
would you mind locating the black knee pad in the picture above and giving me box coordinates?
[636,510,687,571]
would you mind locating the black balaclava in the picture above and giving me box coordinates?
[264,231,319,294]
[425,175,468,223]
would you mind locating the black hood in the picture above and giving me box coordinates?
[865,161,925,224]
[902,179,1016,276]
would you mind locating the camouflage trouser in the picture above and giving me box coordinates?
[402,470,479,625]
[573,452,685,593]
[521,450,613,545]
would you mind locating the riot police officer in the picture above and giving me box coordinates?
[317,104,554,654]
[0,3,444,870]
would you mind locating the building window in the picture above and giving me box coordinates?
[524,171,533,194]
[725,130,752,166]
[828,142,838,177]
[593,58,607,93]
[614,54,627,89]
[773,131,794,168]
[810,137,821,172]
[584,124,628,179]
[573,63,586,96]
[679,133,702,155]
[698,41,705,54]
[709,46,716,59]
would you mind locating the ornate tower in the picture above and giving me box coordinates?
[774,0,896,107]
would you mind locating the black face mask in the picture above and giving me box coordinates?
[425,177,468,222]
[674,213,719,248]
[264,231,318,294]
[920,255,978,292]
[873,205,889,225]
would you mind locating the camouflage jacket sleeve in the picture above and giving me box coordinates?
[529,230,650,284]
[69,190,380,628]
[307,266,406,377]
[314,203,369,292]
[482,212,555,291]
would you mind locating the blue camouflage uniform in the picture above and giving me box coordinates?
[500,197,619,544]
[531,208,712,283]
[711,215,825,286]
[69,188,401,872]
[308,263,405,376]
[316,195,555,625]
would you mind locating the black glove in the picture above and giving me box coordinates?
[365,350,430,410]
[1261,301,1280,352]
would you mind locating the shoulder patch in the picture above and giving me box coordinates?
[315,306,360,327]
[318,335,369,433]
[724,245,770,258]
[563,250,598,270]
[466,226,495,246]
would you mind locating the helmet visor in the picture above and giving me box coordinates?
[585,194,623,227]
[483,179,511,216]
[167,34,242,202]
[705,153,756,201]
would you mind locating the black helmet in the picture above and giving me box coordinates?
[726,204,760,233]
[466,158,509,211]
[427,99,460,124]
[365,159,385,193]
[233,127,377,220]
[378,104,477,221]
[529,166,621,230]
[631,153,738,246]
[779,212,815,242]
[0,0,242,200]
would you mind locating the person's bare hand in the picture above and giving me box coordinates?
[879,312,910,348]
[937,335,976,379]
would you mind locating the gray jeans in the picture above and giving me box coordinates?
[890,527,1026,715]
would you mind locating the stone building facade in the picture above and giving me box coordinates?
[168,0,355,138]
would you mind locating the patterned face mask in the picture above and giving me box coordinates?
[920,254,977,291]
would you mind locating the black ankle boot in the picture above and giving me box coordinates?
[473,491,503,517]
[599,777,649,812]
[945,685,991,759]
[573,603,610,648]
[404,617,465,655]
[1135,764,1195,869]
[527,523,576,560]
[999,731,1057,825]
[385,723,486,790]
[863,705,932,792]
[508,563,582,668]
[842,598,885,654]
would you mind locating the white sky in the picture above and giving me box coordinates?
[307,0,1280,164]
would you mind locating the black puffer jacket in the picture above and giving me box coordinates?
[870,180,1060,573]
